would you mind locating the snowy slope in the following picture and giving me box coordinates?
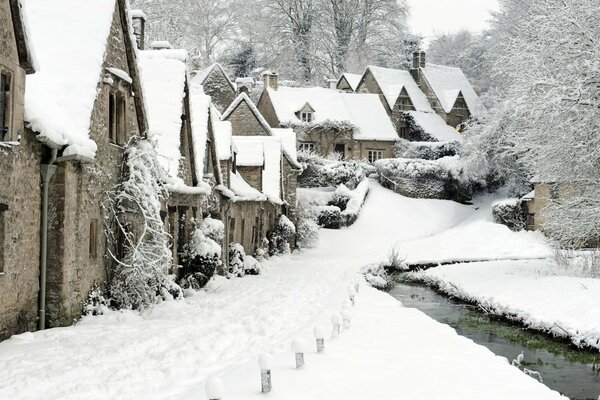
[0,183,562,399]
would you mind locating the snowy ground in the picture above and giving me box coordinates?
[0,182,563,399]
[411,259,600,351]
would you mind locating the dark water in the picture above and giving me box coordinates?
[389,280,600,400]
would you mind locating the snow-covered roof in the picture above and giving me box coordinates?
[366,66,433,113]
[339,73,361,91]
[138,49,188,181]
[421,63,485,117]
[267,87,397,142]
[211,106,233,161]
[232,136,282,204]
[11,0,36,73]
[130,9,146,20]
[189,92,212,178]
[192,63,236,92]
[407,111,463,142]
[271,128,297,163]
[23,0,119,158]
[229,171,267,202]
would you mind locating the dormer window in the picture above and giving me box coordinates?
[0,71,11,141]
[301,111,313,123]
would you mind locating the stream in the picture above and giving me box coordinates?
[390,279,600,400]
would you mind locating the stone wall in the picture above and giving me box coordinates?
[202,68,236,114]
[237,166,262,191]
[281,157,299,224]
[256,91,281,128]
[228,201,280,255]
[351,140,396,161]
[45,2,144,328]
[225,100,269,136]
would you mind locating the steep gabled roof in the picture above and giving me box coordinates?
[337,73,361,91]
[365,66,433,113]
[23,0,147,158]
[192,63,236,93]
[266,87,398,142]
[9,0,35,73]
[421,63,485,117]
[407,111,463,142]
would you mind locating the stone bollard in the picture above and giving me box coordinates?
[292,339,306,369]
[354,280,360,293]
[313,325,326,353]
[341,309,352,329]
[258,353,274,394]
[205,378,224,400]
[348,285,357,305]
[331,313,342,338]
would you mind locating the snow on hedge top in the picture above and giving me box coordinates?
[232,136,282,204]
[340,73,361,91]
[139,49,188,181]
[407,111,463,142]
[23,0,118,158]
[367,66,432,113]
[422,63,485,117]
[268,87,397,141]
[192,63,236,91]
[340,94,398,141]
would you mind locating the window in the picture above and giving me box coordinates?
[550,184,560,199]
[241,219,245,245]
[229,218,235,243]
[177,208,187,260]
[0,203,6,273]
[399,126,409,139]
[299,142,315,152]
[367,149,384,163]
[109,91,126,144]
[334,143,345,158]
[300,112,313,123]
[89,219,98,259]
[0,72,11,141]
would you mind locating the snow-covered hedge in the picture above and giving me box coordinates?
[491,198,527,231]
[181,217,224,289]
[268,215,296,255]
[395,139,460,160]
[376,157,472,203]
[228,243,246,277]
[298,152,374,189]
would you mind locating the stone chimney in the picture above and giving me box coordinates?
[150,41,174,50]
[410,51,426,83]
[327,78,338,90]
[131,10,146,50]
[263,71,278,91]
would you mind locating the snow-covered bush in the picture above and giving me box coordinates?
[376,157,472,202]
[268,215,296,255]
[384,243,408,272]
[104,139,180,310]
[298,152,373,189]
[491,199,527,231]
[228,243,246,277]
[296,206,320,249]
[316,206,341,229]
[363,264,394,290]
[83,284,109,316]
[395,139,460,160]
[243,255,261,275]
[328,184,352,211]
[180,218,224,289]
[254,246,269,262]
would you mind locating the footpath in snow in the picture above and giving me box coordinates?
[0,182,564,399]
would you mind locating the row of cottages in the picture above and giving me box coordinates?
[257,73,399,163]
[0,0,299,341]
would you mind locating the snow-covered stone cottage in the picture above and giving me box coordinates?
[336,73,361,93]
[0,0,39,341]
[191,63,237,114]
[22,0,147,331]
[355,52,483,142]
[257,74,398,163]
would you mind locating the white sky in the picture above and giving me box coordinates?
[407,0,499,44]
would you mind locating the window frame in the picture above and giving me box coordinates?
[89,219,98,259]
[299,142,315,152]
[0,69,13,142]
[300,111,314,123]
[367,149,384,163]
[108,90,127,145]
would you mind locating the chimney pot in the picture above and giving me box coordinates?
[327,78,337,90]
[419,51,426,68]
[263,71,278,91]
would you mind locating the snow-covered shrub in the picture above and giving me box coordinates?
[316,206,341,229]
[491,199,527,231]
[181,219,223,289]
[228,243,246,277]
[104,139,181,310]
[244,255,261,275]
[376,157,472,202]
[384,243,408,272]
[395,139,460,160]
[268,215,296,255]
[83,284,109,316]
[296,206,320,249]
[298,152,373,189]
[254,246,269,262]
[363,264,394,290]
[328,184,352,211]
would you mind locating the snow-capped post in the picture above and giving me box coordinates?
[331,313,342,338]
[205,378,224,400]
[354,279,360,293]
[258,353,273,394]
[342,309,352,329]
[348,285,357,305]
[313,325,326,353]
[292,339,306,369]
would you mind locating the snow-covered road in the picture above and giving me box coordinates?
[0,182,563,399]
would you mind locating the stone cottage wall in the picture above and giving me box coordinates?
[202,69,236,114]
[228,201,280,255]
[225,100,269,136]
[256,91,281,128]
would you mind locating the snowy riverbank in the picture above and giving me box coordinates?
[409,259,600,351]
[0,182,565,399]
